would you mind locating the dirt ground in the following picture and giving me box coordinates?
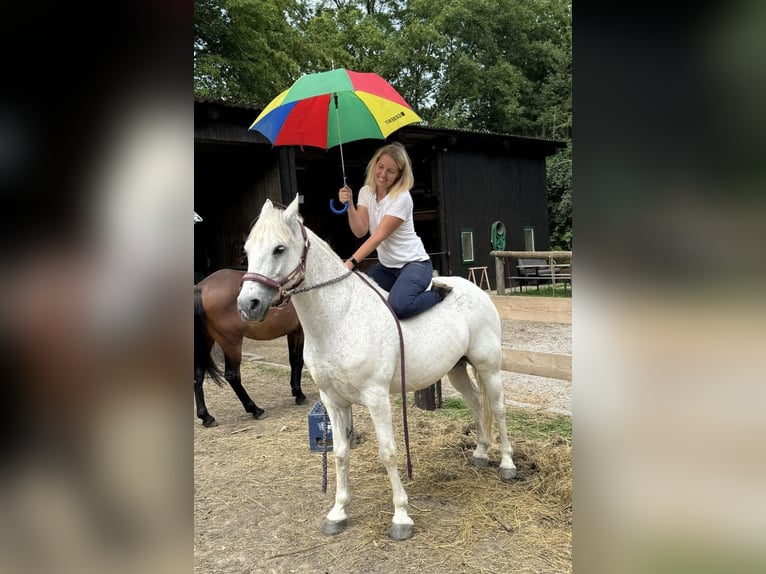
[195,324,571,574]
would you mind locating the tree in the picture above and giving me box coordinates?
[546,143,572,250]
[194,0,304,105]
[194,0,572,244]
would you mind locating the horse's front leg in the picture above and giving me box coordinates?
[319,393,353,536]
[367,395,414,541]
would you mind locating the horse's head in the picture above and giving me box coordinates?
[237,195,308,321]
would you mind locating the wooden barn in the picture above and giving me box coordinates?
[195,98,564,288]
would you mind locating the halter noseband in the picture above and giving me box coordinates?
[240,222,310,307]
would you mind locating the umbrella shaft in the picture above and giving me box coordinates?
[334,92,347,184]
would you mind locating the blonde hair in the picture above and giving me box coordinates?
[363,142,414,200]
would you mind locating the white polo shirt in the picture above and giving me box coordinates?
[358,185,429,268]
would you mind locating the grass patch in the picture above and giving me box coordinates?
[249,363,292,378]
[436,397,571,440]
[509,283,571,298]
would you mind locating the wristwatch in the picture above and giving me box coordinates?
[349,257,359,269]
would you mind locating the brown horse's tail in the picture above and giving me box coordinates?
[194,286,226,386]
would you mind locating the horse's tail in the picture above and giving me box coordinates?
[194,286,226,386]
[471,366,496,439]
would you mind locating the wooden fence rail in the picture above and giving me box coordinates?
[501,348,571,381]
[492,294,572,381]
[415,294,572,409]
[490,294,571,325]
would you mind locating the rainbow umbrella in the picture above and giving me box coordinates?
[249,69,422,213]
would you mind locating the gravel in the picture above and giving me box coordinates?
[443,319,572,416]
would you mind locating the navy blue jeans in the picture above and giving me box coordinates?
[365,260,440,319]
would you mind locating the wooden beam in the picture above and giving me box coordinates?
[491,295,572,324]
[501,348,572,381]
[490,250,572,259]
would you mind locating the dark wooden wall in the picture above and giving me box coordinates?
[437,149,550,286]
[194,143,283,273]
[194,100,563,285]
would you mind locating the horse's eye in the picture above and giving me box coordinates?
[273,245,286,255]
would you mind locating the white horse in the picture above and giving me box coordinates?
[237,196,516,541]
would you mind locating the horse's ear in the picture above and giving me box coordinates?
[283,194,301,221]
[261,198,273,214]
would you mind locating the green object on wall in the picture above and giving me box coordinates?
[491,221,506,251]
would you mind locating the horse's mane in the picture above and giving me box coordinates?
[305,229,391,297]
[249,203,298,247]
[253,203,343,264]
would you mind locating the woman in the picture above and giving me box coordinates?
[338,142,450,319]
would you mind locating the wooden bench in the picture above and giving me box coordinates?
[514,258,571,292]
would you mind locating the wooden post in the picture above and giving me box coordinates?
[414,380,442,411]
[494,256,506,295]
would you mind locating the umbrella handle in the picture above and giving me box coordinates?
[329,199,349,215]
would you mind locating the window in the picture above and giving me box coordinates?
[523,227,535,251]
[460,229,475,263]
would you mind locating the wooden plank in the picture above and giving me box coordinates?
[501,348,572,381]
[491,295,572,324]
[491,250,572,258]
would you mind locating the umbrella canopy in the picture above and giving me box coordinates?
[248,68,422,150]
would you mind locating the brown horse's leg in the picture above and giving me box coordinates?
[194,366,218,427]
[194,291,221,427]
[222,347,265,420]
[287,329,306,404]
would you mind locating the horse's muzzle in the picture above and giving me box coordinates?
[237,299,269,322]
[237,291,271,322]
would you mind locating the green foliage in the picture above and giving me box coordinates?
[194,0,571,138]
[546,142,572,250]
[194,0,304,105]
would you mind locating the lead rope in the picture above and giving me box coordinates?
[354,271,413,480]
[322,405,328,493]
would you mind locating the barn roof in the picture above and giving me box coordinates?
[194,97,566,157]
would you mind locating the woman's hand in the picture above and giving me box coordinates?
[338,185,353,204]
[341,185,369,238]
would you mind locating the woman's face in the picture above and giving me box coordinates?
[373,153,401,193]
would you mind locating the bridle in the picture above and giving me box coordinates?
[240,221,310,308]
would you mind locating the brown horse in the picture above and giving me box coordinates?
[194,268,306,427]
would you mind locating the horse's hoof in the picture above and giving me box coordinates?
[321,519,347,536]
[388,523,414,541]
[471,456,489,467]
[499,467,517,481]
[251,407,266,419]
[295,394,307,405]
[202,418,218,428]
